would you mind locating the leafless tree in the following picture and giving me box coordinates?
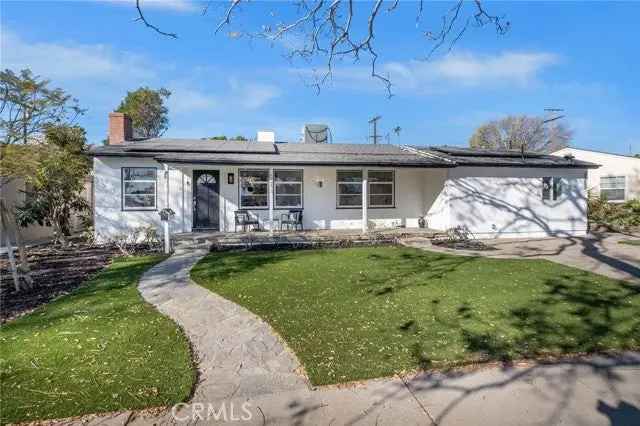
[469,115,573,153]
[134,0,509,96]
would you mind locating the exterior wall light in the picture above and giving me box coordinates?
[228,173,234,184]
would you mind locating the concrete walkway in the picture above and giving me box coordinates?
[65,247,640,426]
[405,232,640,283]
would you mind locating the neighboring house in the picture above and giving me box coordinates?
[552,147,640,202]
[89,113,598,241]
[1,176,93,245]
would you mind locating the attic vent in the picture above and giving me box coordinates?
[303,124,330,144]
[564,153,575,162]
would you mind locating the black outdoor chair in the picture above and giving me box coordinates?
[280,209,303,231]
[235,210,260,232]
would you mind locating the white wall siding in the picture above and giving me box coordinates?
[553,148,640,201]
[93,156,590,241]
[94,157,166,242]
[446,167,588,238]
[422,169,449,231]
[94,158,444,240]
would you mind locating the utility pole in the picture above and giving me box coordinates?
[368,115,382,145]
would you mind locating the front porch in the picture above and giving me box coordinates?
[173,227,438,251]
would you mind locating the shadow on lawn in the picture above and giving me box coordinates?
[335,269,640,426]
[191,251,294,283]
[461,274,640,361]
[401,273,639,425]
[362,251,478,296]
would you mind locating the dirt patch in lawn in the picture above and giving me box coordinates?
[0,242,119,323]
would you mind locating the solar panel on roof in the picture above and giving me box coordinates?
[430,146,544,158]
[122,138,277,154]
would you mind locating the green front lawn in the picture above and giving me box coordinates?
[619,239,640,246]
[191,246,640,385]
[0,255,196,424]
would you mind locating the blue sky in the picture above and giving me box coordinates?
[2,1,638,154]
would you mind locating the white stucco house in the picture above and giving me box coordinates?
[552,147,639,202]
[89,113,599,242]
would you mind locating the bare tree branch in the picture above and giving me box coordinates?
[132,1,509,95]
[215,0,242,35]
[134,0,178,39]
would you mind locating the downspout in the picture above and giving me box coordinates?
[362,168,368,233]
[163,163,170,254]
[268,167,274,235]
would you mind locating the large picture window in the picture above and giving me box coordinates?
[600,176,625,201]
[122,167,157,210]
[274,170,303,208]
[239,169,269,208]
[336,170,363,208]
[368,170,394,207]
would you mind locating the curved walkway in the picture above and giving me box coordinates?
[137,249,309,404]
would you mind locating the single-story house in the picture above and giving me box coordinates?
[552,147,639,202]
[89,113,599,242]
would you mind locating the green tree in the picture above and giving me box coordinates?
[116,87,171,138]
[469,115,572,153]
[206,135,248,141]
[0,68,84,145]
[15,125,90,246]
[0,68,84,291]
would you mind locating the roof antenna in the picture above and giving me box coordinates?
[368,115,382,145]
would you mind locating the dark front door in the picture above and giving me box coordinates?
[193,170,220,230]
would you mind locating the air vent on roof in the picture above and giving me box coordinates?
[303,124,330,144]
[257,130,275,143]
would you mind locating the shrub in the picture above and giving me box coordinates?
[588,195,640,232]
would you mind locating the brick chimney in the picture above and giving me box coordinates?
[108,112,132,145]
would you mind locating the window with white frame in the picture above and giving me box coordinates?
[274,169,303,208]
[239,169,269,208]
[368,170,394,207]
[122,167,157,210]
[600,176,625,201]
[336,170,363,207]
[542,176,564,201]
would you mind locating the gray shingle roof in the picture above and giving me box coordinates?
[88,138,599,169]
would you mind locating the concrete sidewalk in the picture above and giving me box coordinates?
[125,353,640,425]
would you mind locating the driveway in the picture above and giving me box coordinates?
[405,232,640,283]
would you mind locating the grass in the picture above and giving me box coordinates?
[191,246,640,386]
[619,239,640,246]
[0,255,196,424]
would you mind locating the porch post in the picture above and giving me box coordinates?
[362,169,368,233]
[268,167,274,235]
[163,163,171,254]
